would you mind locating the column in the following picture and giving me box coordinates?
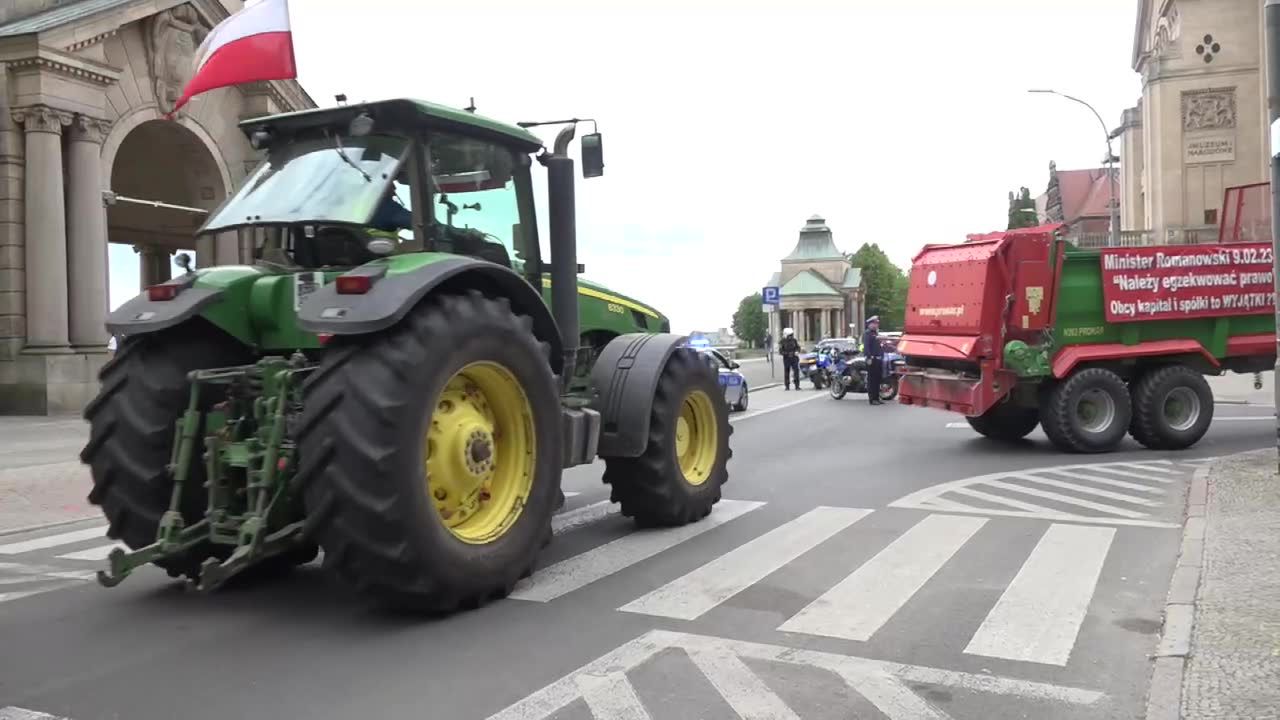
[66,114,110,350]
[139,246,171,288]
[11,105,71,350]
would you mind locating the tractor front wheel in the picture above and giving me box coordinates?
[601,349,731,527]
[296,290,562,612]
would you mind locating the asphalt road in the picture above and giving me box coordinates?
[0,389,1274,720]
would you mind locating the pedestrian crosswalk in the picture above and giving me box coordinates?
[0,464,1189,674]
[889,459,1204,528]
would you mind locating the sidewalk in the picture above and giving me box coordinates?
[0,417,96,535]
[1148,448,1280,719]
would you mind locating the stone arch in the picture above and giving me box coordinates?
[104,109,234,286]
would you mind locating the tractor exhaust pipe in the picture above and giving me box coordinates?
[545,126,579,388]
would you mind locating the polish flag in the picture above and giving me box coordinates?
[167,0,297,117]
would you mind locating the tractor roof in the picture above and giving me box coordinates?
[238,98,545,153]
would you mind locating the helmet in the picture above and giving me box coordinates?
[782,327,794,337]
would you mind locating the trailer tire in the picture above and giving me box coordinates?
[1129,365,1214,450]
[966,402,1040,442]
[80,320,253,580]
[1040,368,1132,453]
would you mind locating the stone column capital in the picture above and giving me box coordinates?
[67,114,112,144]
[10,105,73,135]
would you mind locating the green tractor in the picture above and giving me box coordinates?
[81,98,733,612]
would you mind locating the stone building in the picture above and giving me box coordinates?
[1119,0,1271,245]
[1034,161,1120,240]
[764,215,865,346]
[0,0,314,414]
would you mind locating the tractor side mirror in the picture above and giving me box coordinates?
[581,133,604,178]
[730,360,741,369]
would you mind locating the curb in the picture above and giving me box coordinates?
[0,513,100,539]
[1143,461,1213,720]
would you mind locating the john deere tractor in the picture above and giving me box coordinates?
[81,98,732,612]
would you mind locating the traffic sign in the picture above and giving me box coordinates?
[762,286,780,306]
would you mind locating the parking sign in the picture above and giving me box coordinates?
[762,286,780,306]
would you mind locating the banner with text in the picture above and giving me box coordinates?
[1100,242,1276,323]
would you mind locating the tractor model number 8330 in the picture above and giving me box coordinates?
[81,98,733,612]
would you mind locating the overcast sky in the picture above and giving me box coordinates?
[109,0,1143,333]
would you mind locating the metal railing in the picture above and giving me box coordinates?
[1070,225,1222,248]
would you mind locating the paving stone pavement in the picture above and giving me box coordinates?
[1182,449,1280,720]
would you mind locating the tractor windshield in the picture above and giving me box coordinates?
[200,133,409,233]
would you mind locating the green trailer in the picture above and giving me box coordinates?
[897,186,1275,453]
[81,99,733,611]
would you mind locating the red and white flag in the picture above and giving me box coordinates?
[167,0,297,117]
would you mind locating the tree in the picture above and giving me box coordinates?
[1007,186,1039,229]
[848,243,908,330]
[732,292,767,348]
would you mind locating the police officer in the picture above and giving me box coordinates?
[779,327,801,390]
[862,316,885,405]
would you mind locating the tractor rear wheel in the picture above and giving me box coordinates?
[1129,365,1214,450]
[1040,368,1133,453]
[966,401,1040,442]
[296,290,562,612]
[601,349,731,527]
[80,320,255,580]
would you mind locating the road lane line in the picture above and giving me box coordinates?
[1080,466,1176,483]
[1040,470,1166,494]
[55,544,122,561]
[778,514,987,641]
[947,486,1063,514]
[687,648,801,720]
[835,671,950,720]
[731,391,827,422]
[981,480,1149,518]
[551,500,617,536]
[509,499,764,602]
[562,491,581,499]
[0,526,107,555]
[964,523,1116,666]
[1112,461,1178,474]
[618,506,871,621]
[0,707,69,720]
[575,673,651,720]
[1009,473,1161,506]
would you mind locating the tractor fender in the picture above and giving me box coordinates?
[105,274,224,337]
[296,256,564,375]
[589,332,689,458]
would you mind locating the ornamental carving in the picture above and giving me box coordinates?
[1151,0,1181,58]
[68,115,112,144]
[1182,89,1237,131]
[10,105,73,135]
[144,4,211,112]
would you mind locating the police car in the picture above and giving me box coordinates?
[687,341,749,412]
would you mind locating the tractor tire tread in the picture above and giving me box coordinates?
[1040,367,1132,454]
[1129,364,1214,451]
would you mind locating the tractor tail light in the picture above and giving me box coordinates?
[317,333,335,345]
[335,275,373,294]
[147,284,179,301]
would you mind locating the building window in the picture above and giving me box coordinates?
[1204,209,1218,225]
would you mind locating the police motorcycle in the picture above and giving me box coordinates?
[830,345,901,401]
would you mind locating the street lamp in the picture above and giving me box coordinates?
[1028,89,1121,247]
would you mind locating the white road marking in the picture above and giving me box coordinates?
[55,544,123,562]
[0,708,69,720]
[509,499,764,603]
[550,500,618,536]
[687,648,801,720]
[1040,470,1166,494]
[0,526,107,555]
[730,391,827,423]
[1112,461,1178,474]
[778,514,987,641]
[618,506,871,621]
[1077,466,1176,483]
[980,480,1148,518]
[563,491,581,499]
[964,523,1116,666]
[575,673,651,720]
[945,421,970,429]
[901,504,1178,528]
[1006,473,1161,506]
[1211,415,1274,421]
[947,485,1064,514]
[482,629,1105,720]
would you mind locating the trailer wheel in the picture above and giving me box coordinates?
[1040,368,1132,453]
[1129,365,1214,450]
[966,402,1040,442]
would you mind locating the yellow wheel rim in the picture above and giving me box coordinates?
[676,389,719,486]
[425,361,536,544]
